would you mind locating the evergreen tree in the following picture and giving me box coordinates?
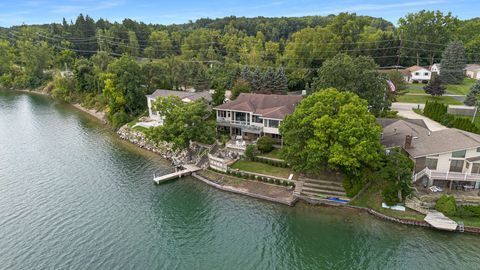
[424,75,445,96]
[250,67,262,92]
[465,80,480,106]
[440,41,467,84]
[273,67,288,94]
[261,67,275,94]
[239,66,251,82]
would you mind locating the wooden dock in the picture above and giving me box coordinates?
[424,210,458,231]
[153,164,201,184]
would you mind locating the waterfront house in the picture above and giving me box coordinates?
[214,93,302,143]
[146,89,212,124]
[404,65,432,83]
[466,64,480,80]
[377,118,480,190]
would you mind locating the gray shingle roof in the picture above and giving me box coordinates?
[146,89,212,102]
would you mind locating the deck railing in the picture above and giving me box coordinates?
[414,167,480,182]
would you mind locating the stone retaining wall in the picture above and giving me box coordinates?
[116,125,189,163]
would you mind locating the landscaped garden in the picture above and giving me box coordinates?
[230,160,294,179]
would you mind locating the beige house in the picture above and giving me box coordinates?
[214,93,302,142]
[378,118,480,190]
[466,64,480,80]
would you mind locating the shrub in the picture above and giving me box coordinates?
[457,205,480,218]
[382,185,400,206]
[435,195,457,216]
[274,179,280,185]
[245,144,256,160]
[256,136,275,153]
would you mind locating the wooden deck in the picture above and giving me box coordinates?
[424,210,458,231]
[153,164,201,184]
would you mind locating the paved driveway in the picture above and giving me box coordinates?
[391,103,447,131]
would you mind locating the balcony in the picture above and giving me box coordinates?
[216,118,263,133]
[414,167,480,183]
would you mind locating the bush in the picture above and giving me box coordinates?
[457,205,480,218]
[382,185,400,206]
[256,136,275,153]
[245,144,256,160]
[435,195,457,216]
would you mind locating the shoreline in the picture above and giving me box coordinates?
[10,88,480,235]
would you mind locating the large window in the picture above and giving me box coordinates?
[265,119,279,128]
[252,115,263,123]
[452,150,466,158]
[218,110,227,118]
[426,158,438,170]
[449,160,464,172]
[472,163,480,174]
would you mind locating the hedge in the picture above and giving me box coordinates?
[423,101,479,133]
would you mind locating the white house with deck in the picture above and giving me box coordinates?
[404,65,432,83]
[214,93,302,143]
[378,118,480,190]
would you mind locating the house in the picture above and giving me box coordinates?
[378,118,480,190]
[214,93,302,142]
[429,63,441,75]
[146,89,212,124]
[404,65,432,83]
[466,64,480,80]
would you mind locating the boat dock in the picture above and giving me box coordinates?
[153,164,201,184]
[424,210,458,231]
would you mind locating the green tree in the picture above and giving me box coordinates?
[102,77,128,128]
[465,80,480,106]
[144,30,172,59]
[128,31,140,57]
[279,88,382,177]
[149,96,215,150]
[256,136,275,153]
[312,54,388,114]
[74,58,95,93]
[424,75,445,96]
[231,79,252,99]
[378,149,414,205]
[212,86,226,106]
[440,41,467,84]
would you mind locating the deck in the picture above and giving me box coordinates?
[424,210,458,231]
[153,164,201,184]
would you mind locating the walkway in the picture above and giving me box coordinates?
[392,103,447,131]
[153,164,201,184]
[424,210,458,231]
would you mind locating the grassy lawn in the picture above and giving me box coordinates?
[258,148,283,160]
[396,94,463,105]
[231,160,293,179]
[447,215,480,228]
[350,181,426,221]
[444,78,476,95]
[403,87,426,94]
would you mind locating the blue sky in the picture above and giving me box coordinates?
[0,0,478,27]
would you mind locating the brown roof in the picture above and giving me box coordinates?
[215,93,302,120]
[147,89,212,102]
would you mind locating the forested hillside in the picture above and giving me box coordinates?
[0,11,479,127]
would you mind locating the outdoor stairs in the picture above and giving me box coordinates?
[298,177,348,199]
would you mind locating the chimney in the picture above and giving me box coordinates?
[404,135,413,149]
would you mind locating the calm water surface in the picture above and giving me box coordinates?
[0,91,479,270]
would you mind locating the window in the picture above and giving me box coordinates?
[426,158,438,170]
[452,150,466,158]
[449,160,464,172]
[476,147,480,152]
[252,115,263,123]
[424,72,429,76]
[415,72,420,75]
[265,119,279,128]
[472,163,480,174]
[218,110,227,118]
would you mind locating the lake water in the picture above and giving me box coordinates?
[0,90,479,270]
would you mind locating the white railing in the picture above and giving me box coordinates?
[414,167,480,182]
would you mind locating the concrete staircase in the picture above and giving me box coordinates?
[298,177,347,199]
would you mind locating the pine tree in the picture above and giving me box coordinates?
[273,67,288,94]
[239,66,251,82]
[424,75,445,96]
[440,41,467,84]
[465,80,480,106]
[261,67,275,94]
[250,67,262,92]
